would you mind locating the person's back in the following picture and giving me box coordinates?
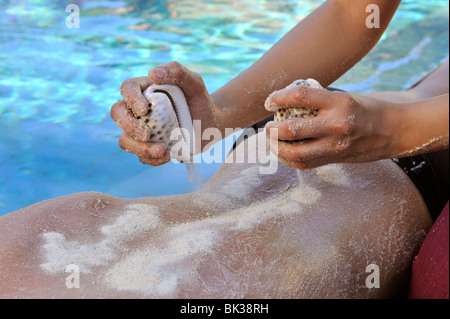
[0,142,431,298]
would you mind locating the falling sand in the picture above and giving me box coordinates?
[314,164,350,186]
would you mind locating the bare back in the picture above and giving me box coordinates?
[0,132,432,298]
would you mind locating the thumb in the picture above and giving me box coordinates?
[148,61,206,98]
[265,85,333,112]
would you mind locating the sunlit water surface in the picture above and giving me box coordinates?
[0,0,448,214]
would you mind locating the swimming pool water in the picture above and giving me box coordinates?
[0,0,448,215]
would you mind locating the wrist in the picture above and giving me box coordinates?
[376,100,406,159]
[210,90,231,135]
[392,96,449,157]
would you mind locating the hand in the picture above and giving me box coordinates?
[265,85,397,170]
[111,61,218,166]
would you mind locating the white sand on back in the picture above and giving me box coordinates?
[100,204,161,238]
[40,203,160,274]
[40,233,116,274]
[40,165,324,296]
[219,166,262,198]
[314,164,350,186]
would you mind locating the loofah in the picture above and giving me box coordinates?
[273,78,323,122]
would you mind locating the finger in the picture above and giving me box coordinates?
[139,155,171,167]
[278,155,334,170]
[265,118,329,141]
[111,100,151,142]
[275,144,332,170]
[270,137,331,164]
[265,85,333,112]
[298,157,337,170]
[278,156,309,170]
[119,132,169,159]
[267,137,327,170]
[120,76,153,116]
[148,61,205,97]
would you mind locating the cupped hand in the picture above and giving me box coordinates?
[265,85,398,170]
[111,61,218,166]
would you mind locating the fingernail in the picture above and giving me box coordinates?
[139,130,150,142]
[268,138,280,156]
[149,143,165,156]
[116,119,124,130]
[149,68,167,82]
[265,121,277,129]
[135,99,149,116]
[265,122,279,134]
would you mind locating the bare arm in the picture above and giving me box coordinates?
[365,61,450,157]
[212,0,402,132]
[362,60,450,103]
[393,94,449,157]
[111,0,401,165]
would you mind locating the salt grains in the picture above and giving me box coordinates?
[104,229,217,295]
[40,233,116,273]
[40,203,160,273]
[314,164,350,186]
[100,204,160,238]
[288,184,322,204]
[219,166,262,198]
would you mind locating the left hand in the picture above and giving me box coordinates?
[265,85,398,170]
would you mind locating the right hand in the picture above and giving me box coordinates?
[264,85,396,170]
[110,61,218,166]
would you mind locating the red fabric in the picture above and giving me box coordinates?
[409,201,449,299]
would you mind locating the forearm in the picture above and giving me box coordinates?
[212,0,401,133]
[390,94,449,158]
[362,60,450,103]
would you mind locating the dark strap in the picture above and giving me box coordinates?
[394,155,448,221]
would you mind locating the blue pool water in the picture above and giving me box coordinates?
[0,0,448,215]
